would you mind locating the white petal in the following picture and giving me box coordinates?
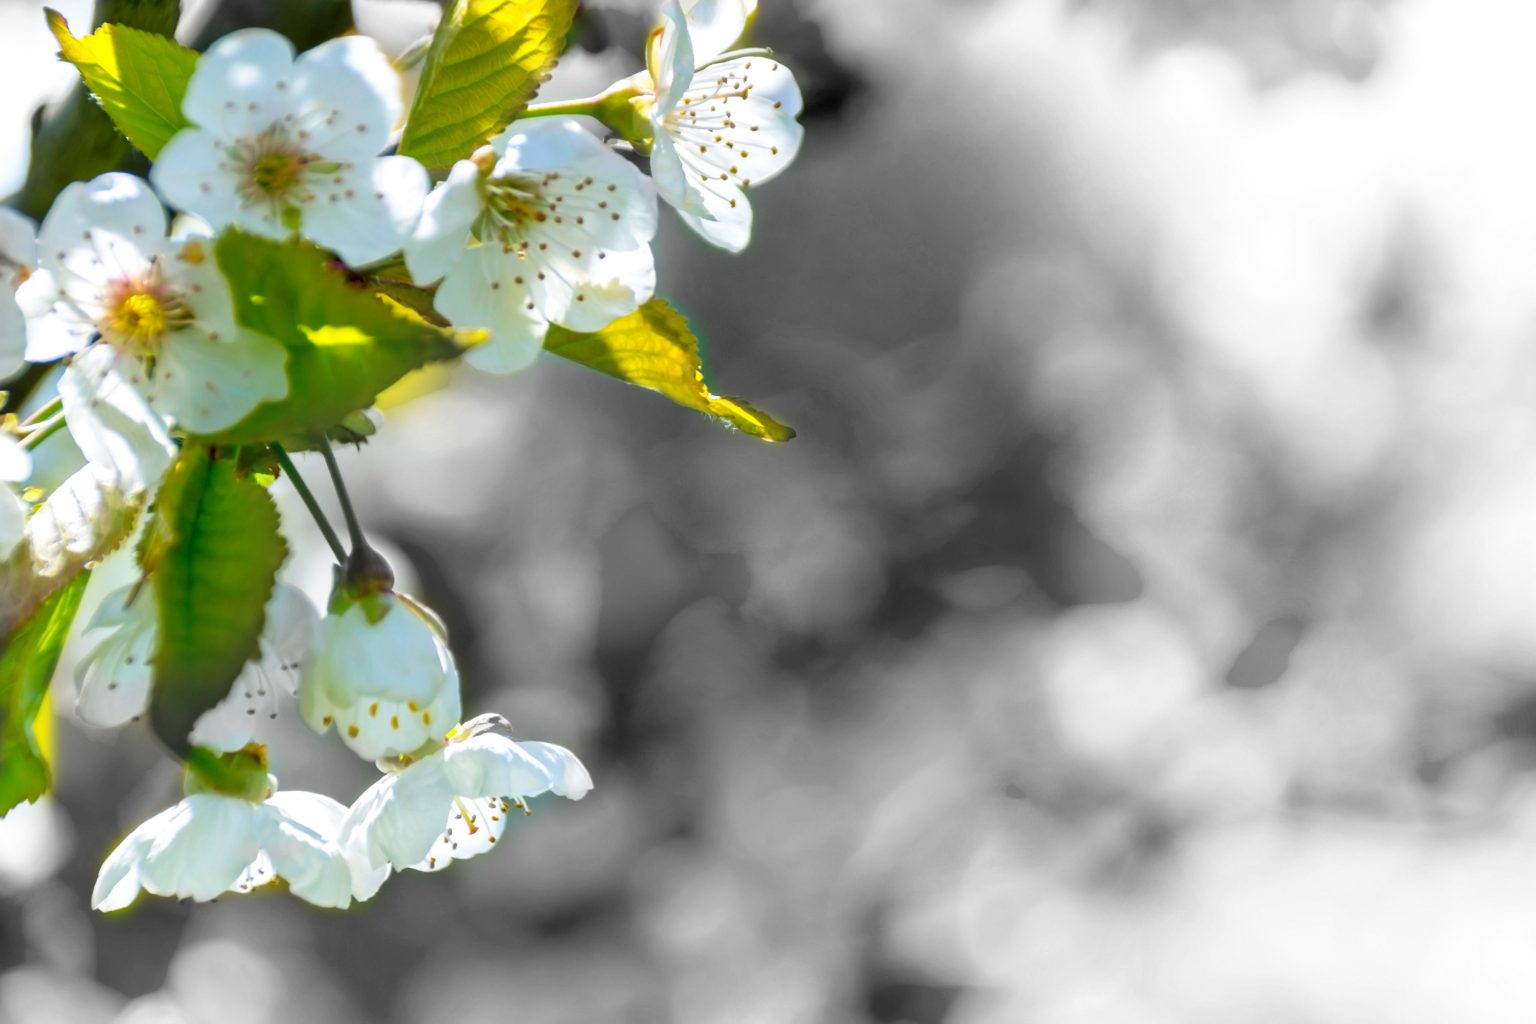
[150,128,248,233]
[35,174,166,279]
[549,243,655,333]
[438,247,550,374]
[0,488,26,562]
[0,207,38,267]
[0,435,30,484]
[304,595,455,706]
[0,289,27,382]
[650,1,695,114]
[682,0,757,63]
[188,585,319,752]
[73,584,156,729]
[340,756,456,872]
[298,156,427,266]
[676,201,752,252]
[138,795,264,902]
[91,807,166,910]
[403,160,483,285]
[408,793,509,872]
[517,741,594,800]
[291,35,403,162]
[440,734,556,799]
[257,792,353,908]
[182,29,299,140]
[57,349,176,494]
[14,270,90,362]
[326,667,459,761]
[147,329,288,434]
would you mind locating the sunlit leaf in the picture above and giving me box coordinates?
[201,231,480,445]
[47,8,198,160]
[148,446,287,751]
[545,299,796,442]
[0,574,89,815]
[399,0,579,169]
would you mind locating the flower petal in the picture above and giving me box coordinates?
[298,155,428,266]
[682,0,758,64]
[146,328,288,434]
[408,793,509,873]
[403,159,482,285]
[91,807,165,910]
[35,174,166,279]
[182,29,299,139]
[138,795,264,902]
[73,583,156,729]
[517,741,594,799]
[440,733,556,799]
[258,791,354,908]
[650,0,695,114]
[0,207,38,268]
[438,246,550,374]
[291,35,403,162]
[340,756,456,872]
[188,584,319,753]
[150,128,249,234]
[57,348,176,493]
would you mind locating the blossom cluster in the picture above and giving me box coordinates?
[0,0,803,910]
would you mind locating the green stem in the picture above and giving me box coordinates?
[317,437,367,554]
[271,444,347,564]
[521,95,607,119]
[19,395,62,428]
[18,414,65,451]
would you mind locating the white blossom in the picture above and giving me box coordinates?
[93,787,355,910]
[338,714,591,899]
[151,28,428,266]
[74,582,318,753]
[298,590,462,761]
[15,173,286,488]
[404,119,658,373]
[0,436,30,560]
[626,0,803,252]
[0,208,38,382]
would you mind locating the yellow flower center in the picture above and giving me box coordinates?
[250,151,305,197]
[98,272,190,351]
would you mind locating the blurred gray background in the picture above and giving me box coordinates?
[8,0,1536,1021]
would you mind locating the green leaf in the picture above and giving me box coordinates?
[545,299,796,442]
[0,463,144,641]
[201,231,480,445]
[0,574,89,815]
[149,446,288,751]
[399,0,579,169]
[47,8,198,160]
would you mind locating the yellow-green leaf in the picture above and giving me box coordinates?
[47,8,198,160]
[202,231,481,445]
[545,299,796,442]
[0,574,89,815]
[399,0,579,170]
[149,446,287,752]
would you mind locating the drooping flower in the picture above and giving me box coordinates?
[403,119,658,373]
[0,436,31,560]
[614,0,803,252]
[298,589,462,761]
[93,785,355,910]
[338,714,591,899]
[74,582,318,753]
[151,29,429,266]
[0,207,38,382]
[15,173,287,478]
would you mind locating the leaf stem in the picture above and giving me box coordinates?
[18,395,63,428]
[521,95,606,119]
[271,444,347,564]
[18,413,66,450]
[317,437,368,554]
